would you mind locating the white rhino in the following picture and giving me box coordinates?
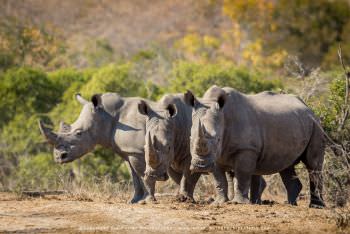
[39,93,171,203]
[138,93,271,203]
[185,86,325,208]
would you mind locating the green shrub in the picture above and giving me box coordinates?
[168,61,281,96]
[0,67,61,128]
[81,63,147,97]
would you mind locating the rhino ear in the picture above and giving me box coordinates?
[91,94,102,108]
[184,90,196,107]
[166,104,177,118]
[76,93,88,105]
[138,100,150,116]
[217,93,227,109]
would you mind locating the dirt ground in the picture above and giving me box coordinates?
[0,192,347,234]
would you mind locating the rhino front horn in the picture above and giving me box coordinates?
[38,120,58,145]
[197,119,206,140]
[146,132,158,165]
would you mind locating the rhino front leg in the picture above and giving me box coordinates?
[177,172,201,203]
[250,175,266,204]
[142,176,157,203]
[226,171,235,200]
[127,161,145,204]
[127,155,157,204]
[232,151,258,204]
[212,165,229,204]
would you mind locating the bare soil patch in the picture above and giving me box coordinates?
[0,192,346,233]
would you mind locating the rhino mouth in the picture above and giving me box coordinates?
[190,156,214,173]
[54,151,75,164]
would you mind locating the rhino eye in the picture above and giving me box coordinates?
[76,130,82,136]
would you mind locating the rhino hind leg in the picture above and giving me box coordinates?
[302,125,326,208]
[250,175,266,204]
[168,167,184,198]
[168,167,182,185]
[279,166,302,205]
[177,172,201,203]
[226,171,235,200]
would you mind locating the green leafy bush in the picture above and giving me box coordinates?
[168,61,282,96]
[0,67,61,128]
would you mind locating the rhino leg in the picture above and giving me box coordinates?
[177,172,201,203]
[167,167,182,197]
[212,165,229,204]
[279,166,302,205]
[250,175,266,204]
[168,167,182,185]
[232,151,258,204]
[307,170,325,208]
[302,126,325,208]
[141,176,157,203]
[226,171,235,201]
[127,161,145,204]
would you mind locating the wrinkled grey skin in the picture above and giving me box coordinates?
[39,93,163,203]
[186,86,324,208]
[138,94,201,202]
[139,94,268,203]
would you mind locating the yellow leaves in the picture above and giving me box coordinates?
[177,33,202,54]
[23,28,41,41]
[203,36,220,50]
[266,50,288,68]
[241,39,287,68]
[223,0,275,23]
[242,39,263,66]
[175,33,221,62]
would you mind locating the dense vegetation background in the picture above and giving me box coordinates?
[0,0,349,208]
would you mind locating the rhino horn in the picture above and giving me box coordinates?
[197,119,206,141]
[59,121,71,133]
[195,120,209,155]
[146,132,158,165]
[38,120,58,145]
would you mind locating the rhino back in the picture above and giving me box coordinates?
[113,97,154,155]
[221,90,316,174]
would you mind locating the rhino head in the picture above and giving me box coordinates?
[138,100,177,181]
[39,94,112,164]
[184,87,226,173]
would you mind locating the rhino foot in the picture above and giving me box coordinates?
[284,200,298,206]
[210,196,228,206]
[128,195,144,204]
[231,196,250,204]
[139,196,158,205]
[176,194,195,203]
[309,201,325,209]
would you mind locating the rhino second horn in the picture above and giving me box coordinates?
[59,121,71,133]
[38,120,58,145]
